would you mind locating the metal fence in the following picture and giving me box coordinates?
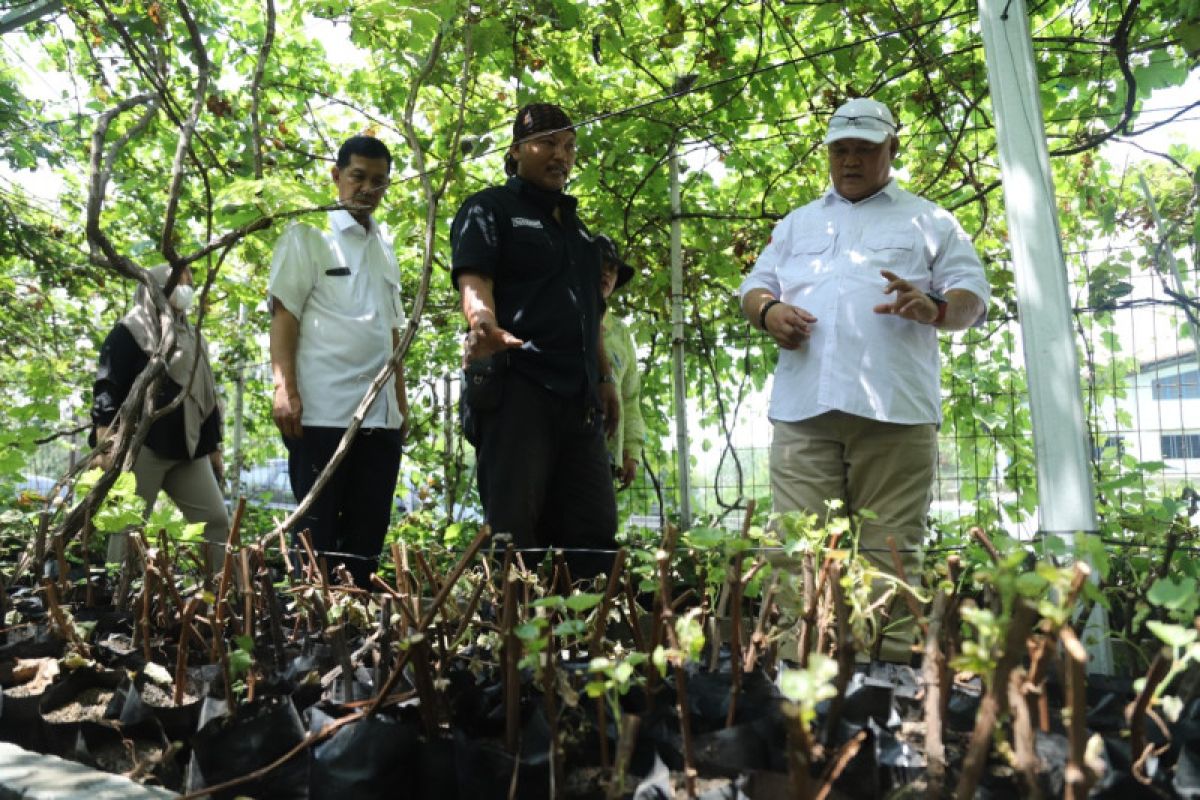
[21,254,1198,540]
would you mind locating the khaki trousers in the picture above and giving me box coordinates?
[771,411,936,662]
[107,446,230,570]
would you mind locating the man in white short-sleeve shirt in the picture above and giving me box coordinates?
[268,135,409,587]
[739,98,989,662]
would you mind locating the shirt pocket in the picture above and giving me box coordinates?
[862,228,923,281]
[315,264,362,315]
[780,231,835,292]
[503,227,555,282]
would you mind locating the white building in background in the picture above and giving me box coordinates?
[1103,350,1200,479]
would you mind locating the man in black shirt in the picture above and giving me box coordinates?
[451,103,618,574]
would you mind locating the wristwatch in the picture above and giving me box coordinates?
[925,291,948,325]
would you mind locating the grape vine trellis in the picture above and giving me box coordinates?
[0,1,1199,797]
[0,0,1196,618]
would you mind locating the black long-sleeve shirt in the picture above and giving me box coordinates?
[450,176,605,397]
[89,323,221,461]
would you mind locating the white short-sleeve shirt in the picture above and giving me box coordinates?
[739,181,990,425]
[269,210,405,429]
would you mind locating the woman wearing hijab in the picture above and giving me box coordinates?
[89,265,229,567]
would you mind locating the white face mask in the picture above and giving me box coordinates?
[169,284,195,312]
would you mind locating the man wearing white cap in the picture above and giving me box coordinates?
[739,97,990,662]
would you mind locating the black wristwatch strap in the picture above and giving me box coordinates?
[758,299,782,331]
[925,291,948,325]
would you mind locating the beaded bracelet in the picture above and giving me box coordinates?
[758,299,782,331]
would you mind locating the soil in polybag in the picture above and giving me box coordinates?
[188,693,309,799]
[0,655,57,750]
[118,667,202,742]
[38,665,124,758]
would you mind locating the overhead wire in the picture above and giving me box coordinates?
[2,2,1191,282]
[8,0,1187,182]
[3,236,1190,300]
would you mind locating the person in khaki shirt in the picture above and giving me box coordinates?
[595,234,645,490]
[269,135,409,587]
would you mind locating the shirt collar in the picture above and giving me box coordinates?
[506,175,579,219]
[823,178,900,206]
[329,208,376,237]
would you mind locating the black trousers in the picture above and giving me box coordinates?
[466,365,617,579]
[284,426,402,588]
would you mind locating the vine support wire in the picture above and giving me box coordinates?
[669,138,692,530]
[979,0,1112,671]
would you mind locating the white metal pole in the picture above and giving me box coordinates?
[669,142,692,530]
[0,0,63,35]
[979,0,1111,671]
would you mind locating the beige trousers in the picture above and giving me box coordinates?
[771,411,936,662]
[107,446,230,570]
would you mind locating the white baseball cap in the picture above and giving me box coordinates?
[823,98,898,145]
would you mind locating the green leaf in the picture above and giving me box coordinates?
[551,0,581,29]
[1178,22,1200,57]
[778,653,839,710]
[179,521,206,543]
[514,621,545,641]
[1132,60,1189,96]
[1147,620,1198,649]
[564,593,604,613]
[1147,577,1198,611]
[1014,572,1049,599]
[810,4,841,27]
[228,647,253,677]
[683,527,727,549]
[554,619,586,637]
[651,645,668,676]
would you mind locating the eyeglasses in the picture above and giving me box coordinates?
[344,172,391,191]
